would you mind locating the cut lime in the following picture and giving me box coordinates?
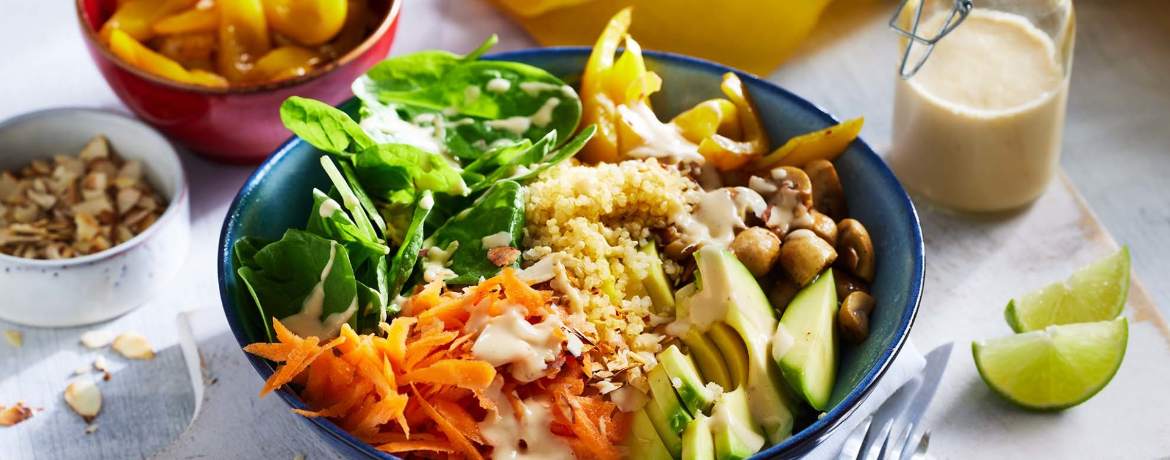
[1005,247,1129,333]
[973,317,1128,411]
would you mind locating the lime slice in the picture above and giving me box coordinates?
[1005,247,1129,333]
[973,317,1128,411]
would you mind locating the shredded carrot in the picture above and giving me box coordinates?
[404,330,459,371]
[242,341,296,361]
[381,316,417,368]
[377,440,457,454]
[415,386,485,460]
[402,360,496,391]
[434,399,486,444]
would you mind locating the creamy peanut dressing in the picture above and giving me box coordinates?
[481,231,514,249]
[552,262,586,314]
[529,98,561,128]
[750,171,812,234]
[486,78,512,93]
[281,242,358,339]
[673,189,748,248]
[710,397,766,453]
[360,106,446,155]
[479,379,576,460]
[618,102,706,164]
[890,10,1069,213]
[317,197,343,218]
[466,303,580,382]
[421,241,459,283]
[518,81,578,99]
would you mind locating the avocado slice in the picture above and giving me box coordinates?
[640,243,676,313]
[774,270,839,411]
[646,396,684,458]
[676,246,800,444]
[659,345,716,415]
[682,413,716,460]
[628,408,675,460]
[680,328,733,391]
[707,324,749,389]
[648,363,693,436]
[711,387,766,460]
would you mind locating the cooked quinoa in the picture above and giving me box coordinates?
[523,159,695,392]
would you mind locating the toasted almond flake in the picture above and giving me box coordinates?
[64,379,102,421]
[93,355,108,372]
[80,330,115,349]
[487,246,521,267]
[85,423,99,434]
[0,402,37,426]
[112,332,154,359]
[74,364,92,375]
[4,330,21,348]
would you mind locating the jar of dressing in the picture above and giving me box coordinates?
[888,0,1076,215]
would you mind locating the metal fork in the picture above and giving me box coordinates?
[839,416,932,460]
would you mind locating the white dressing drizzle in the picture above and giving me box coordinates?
[710,396,766,453]
[465,85,482,105]
[422,241,459,283]
[486,78,512,93]
[281,243,358,339]
[467,304,573,382]
[479,378,576,460]
[518,81,577,99]
[318,197,343,218]
[617,102,705,164]
[481,231,513,249]
[673,189,747,248]
[530,98,561,128]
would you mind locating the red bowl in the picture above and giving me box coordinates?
[77,0,401,164]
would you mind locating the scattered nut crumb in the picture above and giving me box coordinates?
[64,379,102,422]
[0,135,167,260]
[3,330,21,347]
[80,330,115,349]
[74,364,92,375]
[85,423,99,434]
[93,355,108,372]
[103,371,111,381]
[112,332,153,359]
[487,246,521,267]
[0,402,39,426]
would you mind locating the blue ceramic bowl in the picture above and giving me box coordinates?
[218,48,924,460]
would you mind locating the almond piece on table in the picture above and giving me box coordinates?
[93,355,108,372]
[64,379,102,422]
[4,330,21,348]
[80,330,115,349]
[85,423,99,434]
[112,332,154,359]
[0,402,37,426]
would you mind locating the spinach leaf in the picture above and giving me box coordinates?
[355,279,384,332]
[232,236,274,342]
[338,160,387,238]
[353,36,497,99]
[354,143,470,201]
[471,132,555,191]
[237,230,358,336]
[387,190,433,308]
[420,180,524,285]
[280,97,374,156]
[307,188,388,268]
[510,124,596,182]
[320,156,380,242]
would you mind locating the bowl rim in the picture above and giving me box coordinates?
[74,0,402,95]
[218,47,924,459]
[0,107,190,267]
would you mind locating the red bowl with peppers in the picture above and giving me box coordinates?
[76,0,401,164]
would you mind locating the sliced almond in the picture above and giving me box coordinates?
[115,188,141,215]
[112,332,154,359]
[79,330,115,349]
[3,330,21,348]
[64,379,102,421]
[0,402,36,426]
[78,136,110,161]
[93,354,108,372]
[85,423,99,434]
[487,246,521,267]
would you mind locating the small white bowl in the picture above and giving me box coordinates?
[0,108,190,327]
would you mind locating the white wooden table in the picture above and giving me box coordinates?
[2,0,1169,459]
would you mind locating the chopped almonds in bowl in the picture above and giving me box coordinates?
[0,108,190,327]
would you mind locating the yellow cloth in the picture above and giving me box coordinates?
[488,0,836,75]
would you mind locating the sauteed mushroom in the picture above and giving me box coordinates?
[778,229,837,286]
[768,276,802,316]
[795,210,838,247]
[839,291,876,344]
[805,159,847,220]
[835,219,875,282]
[831,267,870,300]
[772,166,813,209]
[730,227,781,277]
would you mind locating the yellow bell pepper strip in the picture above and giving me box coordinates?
[671,99,741,144]
[250,46,323,82]
[317,0,371,59]
[696,72,768,171]
[217,0,271,83]
[152,6,219,35]
[108,29,227,86]
[100,0,200,43]
[751,117,865,170]
[604,34,647,103]
[577,7,631,164]
[263,0,348,46]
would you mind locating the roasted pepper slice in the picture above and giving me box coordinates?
[263,0,348,46]
[671,99,741,144]
[152,6,219,35]
[251,46,323,82]
[217,0,271,82]
[695,72,768,170]
[578,7,631,164]
[108,28,227,86]
[100,0,200,42]
[752,117,865,170]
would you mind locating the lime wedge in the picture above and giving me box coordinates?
[1005,247,1129,333]
[973,317,1128,411]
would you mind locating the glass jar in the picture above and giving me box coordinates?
[888,0,1076,216]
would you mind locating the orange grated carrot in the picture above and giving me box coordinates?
[381,316,417,368]
[403,330,459,371]
[377,440,458,454]
[414,385,485,460]
[402,360,496,391]
[260,336,319,397]
[434,399,486,444]
[242,342,296,361]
